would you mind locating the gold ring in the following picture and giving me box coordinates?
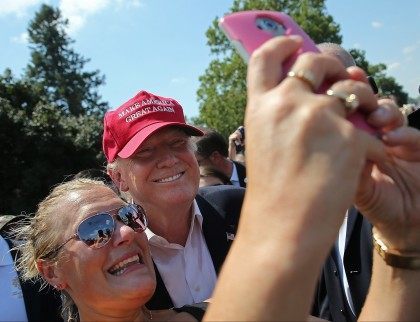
[287,70,317,92]
[326,89,360,114]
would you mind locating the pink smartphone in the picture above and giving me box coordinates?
[219,11,377,135]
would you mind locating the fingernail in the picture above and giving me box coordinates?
[288,35,303,42]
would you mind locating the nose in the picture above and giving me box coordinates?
[156,148,178,169]
[112,221,135,247]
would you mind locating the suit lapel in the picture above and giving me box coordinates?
[345,207,358,249]
[196,195,230,274]
[322,254,352,322]
[343,213,373,317]
[146,262,174,309]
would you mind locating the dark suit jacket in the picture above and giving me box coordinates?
[4,237,63,322]
[146,186,245,309]
[408,108,420,130]
[312,208,373,322]
[233,161,247,188]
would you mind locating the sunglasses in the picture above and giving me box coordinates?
[42,204,147,259]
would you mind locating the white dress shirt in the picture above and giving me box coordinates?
[230,161,241,187]
[145,200,217,308]
[0,236,28,322]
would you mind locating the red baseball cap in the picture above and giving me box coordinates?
[103,90,203,162]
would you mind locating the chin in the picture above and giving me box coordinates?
[131,279,156,302]
[165,190,197,205]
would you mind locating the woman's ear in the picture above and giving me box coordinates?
[36,259,67,290]
[108,168,129,192]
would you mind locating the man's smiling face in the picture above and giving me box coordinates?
[117,126,200,211]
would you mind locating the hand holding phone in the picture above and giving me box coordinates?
[219,11,377,135]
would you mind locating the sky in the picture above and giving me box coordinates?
[0,0,419,118]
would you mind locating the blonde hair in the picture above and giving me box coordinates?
[14,178,113,322]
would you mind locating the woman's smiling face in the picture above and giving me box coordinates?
[52,185,156,317]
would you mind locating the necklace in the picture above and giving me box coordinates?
[142,307,153,321]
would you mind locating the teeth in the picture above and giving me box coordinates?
[108,255,142,276]
[155,173,182,183]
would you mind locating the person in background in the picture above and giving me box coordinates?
[103,90,244,310]
[204,34,420,322]
[317,42,356,68]
[194,129,246,188]
[199,166,232,187]
[228,126,246,164]
[0,215,62,322]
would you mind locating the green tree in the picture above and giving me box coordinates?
[0,4,107,216]
[195,0,342,137]
[0,98,105,216]
[26,4,107,116]
[0,68,43,116]
[350,49,408,106]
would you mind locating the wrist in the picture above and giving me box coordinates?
[371,224,420,253]
[372,229,420,270]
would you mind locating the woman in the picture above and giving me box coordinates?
[16,178,201,322]
[204,35,420,321]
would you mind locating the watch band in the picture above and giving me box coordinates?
[373,232,420,270]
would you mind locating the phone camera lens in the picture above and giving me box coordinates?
[256,18,285,37]
[257,18,277,31]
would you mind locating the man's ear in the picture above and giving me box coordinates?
[36,259,67,290]
[108,167,129,192]
[209,151,222,163]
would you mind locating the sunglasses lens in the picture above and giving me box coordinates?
[117,204,147,231]
[77,213,114,248]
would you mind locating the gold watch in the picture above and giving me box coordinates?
[373,232,420,270]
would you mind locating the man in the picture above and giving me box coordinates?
[317,42,356,68]
[311,43,374,322]
[0,215,62,322]
[194,130,247,188]
[103,90,244,309]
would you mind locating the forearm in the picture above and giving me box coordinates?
[204,205,331,321]
[359,251,420,321]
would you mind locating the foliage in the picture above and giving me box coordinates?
[0,69,44,116]
[0,98,105,215]
[195,0,342,137]
[350,49,408,106]
[0,4,106,216]
[26,4,107,116]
